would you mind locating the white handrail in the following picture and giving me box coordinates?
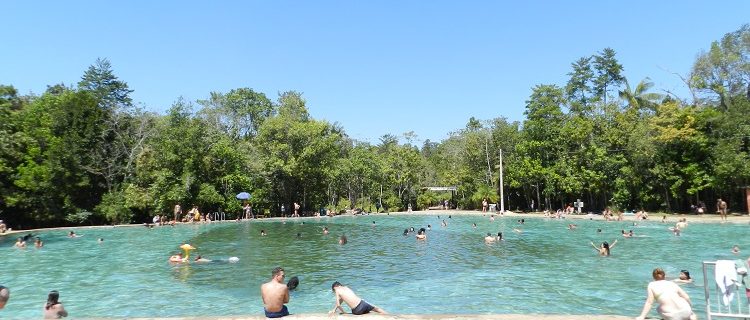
[702,260,750,320]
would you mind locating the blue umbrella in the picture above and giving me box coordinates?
[236,192,251,200]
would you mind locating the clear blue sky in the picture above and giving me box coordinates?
[3,1,748,144]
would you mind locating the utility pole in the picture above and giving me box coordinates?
[499,148,504,213]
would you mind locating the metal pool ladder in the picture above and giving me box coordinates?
[702,260,750,319]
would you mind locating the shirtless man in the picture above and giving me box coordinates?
[484,232,496,243]
[330,282,387,315]
[261,267,290,318]
[14,237,26,248]
[0,285,9,309]
[717,198,728,222]
[675,218,688,230]
[636,268,696,320]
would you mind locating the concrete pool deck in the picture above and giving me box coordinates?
[125,314,633,320]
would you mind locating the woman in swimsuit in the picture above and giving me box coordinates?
[43,290,68,319]
[636,268,696,320]
[590,240,617,256]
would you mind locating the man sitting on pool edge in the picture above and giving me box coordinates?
[261,267,290,318]
[329,281,387,315]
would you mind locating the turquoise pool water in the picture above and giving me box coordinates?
[0,214,747,319]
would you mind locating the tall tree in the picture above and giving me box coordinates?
[690,24,750,109]
[566,56,595,114]
[197,88,275,140]
[78,58,133,109]
[593,48,625,105]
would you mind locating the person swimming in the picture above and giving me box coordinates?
[34,237,43,248]
[416,228,426,240]
[339,234,347,245]
[591,240,617,256]
[14,237,26,248]
[169,253,185,263]
[260,230,267,236]
[484,232,495,243]
[194,255,212,263]
[323,227,329,235]
[496,232,503,241]
[403,229,409,236]
[674,270,693,284]
[286,276,300,290]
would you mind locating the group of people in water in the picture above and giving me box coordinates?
[4,209,746,320]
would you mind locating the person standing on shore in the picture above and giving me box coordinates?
[261,267,290,318]
[173,203,182,223]
[243,202,253,219]
[293,202,300,217]
[717,198,728,222]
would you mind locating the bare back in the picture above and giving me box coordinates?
[43,303,67,319]
[335,286,362,310]
[261,280,289,312]
[648,280,692,315]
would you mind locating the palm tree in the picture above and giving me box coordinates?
[618,77,664,114]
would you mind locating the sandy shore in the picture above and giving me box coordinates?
[2,209,748,238]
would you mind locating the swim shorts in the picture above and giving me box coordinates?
[660,308,693,320]
[264,305,289,318]
[351,300,375,315]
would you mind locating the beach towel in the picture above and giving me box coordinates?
[715,259,738,306]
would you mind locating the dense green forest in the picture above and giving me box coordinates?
[1,25,749,229]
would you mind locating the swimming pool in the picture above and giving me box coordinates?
[0,214,746,318]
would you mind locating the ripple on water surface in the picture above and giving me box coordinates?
[0,216,744,318]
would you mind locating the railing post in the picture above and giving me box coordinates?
[703,261,712,320]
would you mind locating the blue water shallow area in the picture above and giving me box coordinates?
[0,214,747,319]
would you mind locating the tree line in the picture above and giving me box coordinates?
[1,25,749,228]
